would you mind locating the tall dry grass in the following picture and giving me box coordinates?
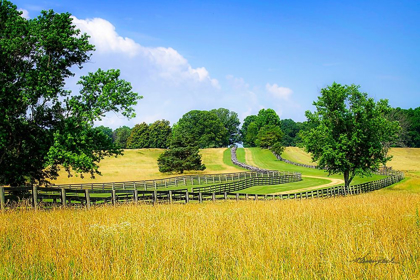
[1,191,419,279]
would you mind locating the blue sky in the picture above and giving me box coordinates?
[15,0,420,128]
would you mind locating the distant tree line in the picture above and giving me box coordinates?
[96,105,420,153]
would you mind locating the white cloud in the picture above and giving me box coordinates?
[266,83,293,100]
[18,9,30,19]
[71,16,219,88]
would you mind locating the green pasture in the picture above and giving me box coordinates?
[240,148,386,188]
[235,177,330,194]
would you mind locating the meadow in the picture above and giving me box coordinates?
[1,147,419,279]
[52,148,244,185]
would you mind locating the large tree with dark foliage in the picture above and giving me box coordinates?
[0,1,141,186]
[301,83,400,190]
[148,119,171,148]
[210,108,240,145]
[172,110,228,148]
[112,126,131,149]
[157,146,206,174]
[127,122,149,149]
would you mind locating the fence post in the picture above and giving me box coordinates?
[85,189,91,209]
[185,190,189,204]
[32,185,38,209]
[199,192,203,203]
[236,193,239,201]
[112,190,116,206]
[0,187,5,211]
[212,192,216,202]
[134,190,138,203]
[153,190,157,205]
[169,190,173,204]
[224,192,227,200]
[61,188,66,207]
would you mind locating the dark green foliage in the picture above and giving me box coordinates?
[405,107,420,147]
[95,126,113,142]
[245,122,259,147]
[256,109,281,129]
[240,115,258,147]
[0,1,141,186]
[270,142,285,156]
[157,146,206,174]
[210,108,240,145]
[172,110,228,148]
[280,119,305,147]
[256,125,284,149]
[301,82,400,189]
[127,122,149,149]
[240,109,282,148]
[148,120,171,148]
[112,126,131,149]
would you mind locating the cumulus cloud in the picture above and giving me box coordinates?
[71,16,219,88]
[18,8,30,19]
[266,83,293,100]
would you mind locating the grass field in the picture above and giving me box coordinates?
[1,148,419,279]
[52,148,244,185]
[1,190,418,279]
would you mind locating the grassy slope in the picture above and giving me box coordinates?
[52,148,244,185]
[281,146,316,165]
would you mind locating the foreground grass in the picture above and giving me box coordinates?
[52,148,243,185]
[1,189,419,279]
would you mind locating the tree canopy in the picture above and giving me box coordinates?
[0,1,141,186]
[172,110,228,148]
[157,146,206,174]
[240,109,283,150]
[112,126,131,149]
[301,83,400,189]
[210,108,240,145]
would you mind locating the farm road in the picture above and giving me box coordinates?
[271,176,344,195]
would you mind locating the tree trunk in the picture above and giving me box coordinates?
[343,170,350,195]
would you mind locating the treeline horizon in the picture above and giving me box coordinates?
[97,106,420,149]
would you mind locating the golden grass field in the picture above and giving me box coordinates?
[1,148,419,279]
[52,148,243,185]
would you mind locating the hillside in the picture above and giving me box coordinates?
[52,148,243,185]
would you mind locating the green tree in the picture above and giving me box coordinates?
[113,126,131,148]
[245,122,259,147]
[127,122,149,148]
[406,107,420,147]
[256,108,281,129]
[210,108,240,145]
[172,110,228,148]
[0,2,141,186]
[148,120,171,148]
[157,146,206,174]
[301,83,400,190]
[95,126,113,142]
[240,115,258,146]
[255,125,284,149]
[280,119,301,146]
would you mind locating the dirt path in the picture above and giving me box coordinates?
[271,175,344,195]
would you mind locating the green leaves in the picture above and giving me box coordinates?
[157,146,206,174]
[0,2,141,186]
[301,82,401,188]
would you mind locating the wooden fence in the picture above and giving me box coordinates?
[0,169,404,210]
[54,170,280,190]
[272,151,398,175]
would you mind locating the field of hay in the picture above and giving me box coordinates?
[1,148,419,279]
[52,148,243,185]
